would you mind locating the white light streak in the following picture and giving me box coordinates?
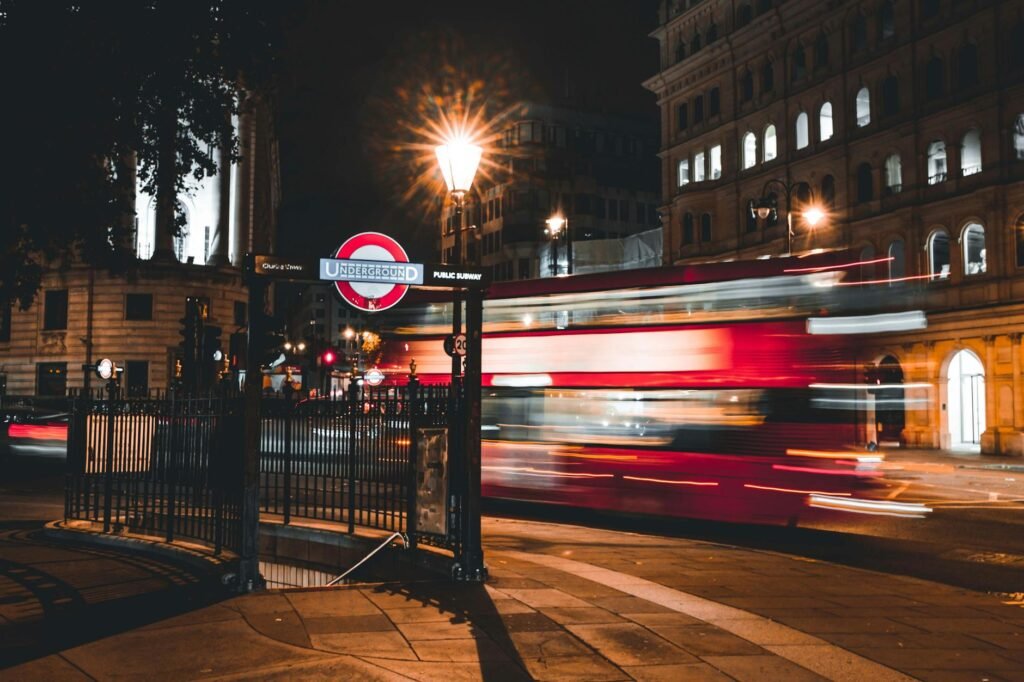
[807,311,927,335]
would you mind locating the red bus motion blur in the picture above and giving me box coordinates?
[377,252,891,525]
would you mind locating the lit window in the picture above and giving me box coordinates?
[795,112,809,149]
[694,151,706,182]
[677,159,690,187]
[927,141,947,184]
[963,223,986,275]
[928,229,951,280]
[710,145,722,179]
[819,102,833,141]
[961,128,982,176]
[742,132,757,169]
[884,154,902,195]
[763,125,777,161]
[855,87,871,126]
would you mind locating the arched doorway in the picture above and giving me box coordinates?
[947,349,985,450]
[869,355,905,446]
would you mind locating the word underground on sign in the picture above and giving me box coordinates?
[319,258,424,285]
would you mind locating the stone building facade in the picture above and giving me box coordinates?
[0,97,280,396]
[645,0,1024,454]
[439,103,661,281]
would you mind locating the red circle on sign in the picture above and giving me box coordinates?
[333,232,411,312]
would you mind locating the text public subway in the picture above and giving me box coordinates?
[319,258,424,285]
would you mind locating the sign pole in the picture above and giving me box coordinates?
[459,284,486,581]
[238,269,265,592]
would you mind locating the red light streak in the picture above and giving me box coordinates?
[772,464,881,477]
[623,475,718,487]
[8,424,67,441]
[783,256,892,274]
[744,484,852,496]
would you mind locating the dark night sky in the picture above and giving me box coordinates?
[276,0,662,261]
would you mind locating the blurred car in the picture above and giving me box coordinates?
[0,406,69,459]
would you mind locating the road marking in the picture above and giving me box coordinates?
[503,550,915,682]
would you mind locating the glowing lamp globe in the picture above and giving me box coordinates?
[435,136,482,193]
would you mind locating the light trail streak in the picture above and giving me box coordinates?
[623,476,718,486]
[744,484,852,496]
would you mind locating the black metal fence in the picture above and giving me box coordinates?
[65,392,243,554]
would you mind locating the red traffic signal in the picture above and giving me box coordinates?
[321,349,336,365]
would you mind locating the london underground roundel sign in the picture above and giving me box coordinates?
[333,232,412,312]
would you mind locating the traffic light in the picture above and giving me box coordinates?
[258,314,287,369]
[229,332,247,372]
[178,297,203,391]
[321,348,337,366]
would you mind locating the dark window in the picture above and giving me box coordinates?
[700,213,713,243]
[851,15,867,53]
[881,76,899,116]
[757,0,772,14]
[921,0,939,19]
[791,46,806,81]
[958,43,979,88]
[635,202,645,224]
[125,293,152,321]
[595,197,607,219]
[794,182,812,206]
[234,301,247,327]
[0,300,10,342]
[518,258,530,280]
[709,87,720,116]
[821,174,836,208]
[43,289,68,330]
[707,23,718,44]
[815,33,829,68]
[1016,214,1024,268]
[925,58,945,99]
[675,40,686,62]
[683,213,695,244]
[36,362,67,396]
[574,193,592,215]
[856,163,874,203]
[737,4,753,28]
[762,61,774,93]
[878,1,895,40]
[125,360,149,398]
[677,102,688,130]
[1011,24,1024,70]
[692,32,702,53]
[693,95,704,124]
[740,70,754,102]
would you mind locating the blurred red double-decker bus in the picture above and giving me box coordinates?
[376,251,902,525]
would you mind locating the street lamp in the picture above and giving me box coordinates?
[545,215,572,276]
[435,134,482,379]
[750,179,826,255]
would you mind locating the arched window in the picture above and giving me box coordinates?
[795,112,809,149]
[958,43,979,89]
[707,22,718,44]
[763,124,777,162]
[683,212,695,244]
[794,182,812,206]
[927,141,947,184]
[856,162,873,203]
[740,69,754,102]
[926,57,945,100]
[856,87,871,126]
[963,222,986,275]
[762,61,775,93]
[819,102,834,141]
[791,45,806,81]
[884,154,902,195]
[882,75,899,116]
[700,213,713,243]
[737,4,753,28]
[1015,114,1024,161]
[851,14,867,53]
[888,239,905,282]
[860,244,876,280]
[677,159,690,187]
[742,132,757,169]
[928,229,951,280]
[821,174,836,208]
[815,33,829,68]
[878,0,895,40]
[961,128,982,176]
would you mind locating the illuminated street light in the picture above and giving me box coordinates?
[750,179,828,255]
[545,215,565,277]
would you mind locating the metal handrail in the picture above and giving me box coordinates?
[326,532,409,586]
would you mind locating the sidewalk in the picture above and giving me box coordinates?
[4,517,1024,681]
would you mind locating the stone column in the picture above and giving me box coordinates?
[981,335,997,454]
[231,107,252,268]
[207,128,232,267]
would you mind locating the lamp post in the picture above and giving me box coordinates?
[545,215,571,276]
[749,179,826,255]
[435,136,482,379]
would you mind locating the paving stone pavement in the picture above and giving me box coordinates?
[5,516,1024,681]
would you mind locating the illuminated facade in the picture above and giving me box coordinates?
[646,0,1024,454]
[438,103,661,281]
[0,97,280,396]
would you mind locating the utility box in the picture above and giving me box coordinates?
[414,427,448,537]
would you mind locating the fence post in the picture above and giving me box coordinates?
[102,378,117,533]
[166,391,178,543]
[283,400,292,525]
[347,379,358,534]
[406,365,419,551]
